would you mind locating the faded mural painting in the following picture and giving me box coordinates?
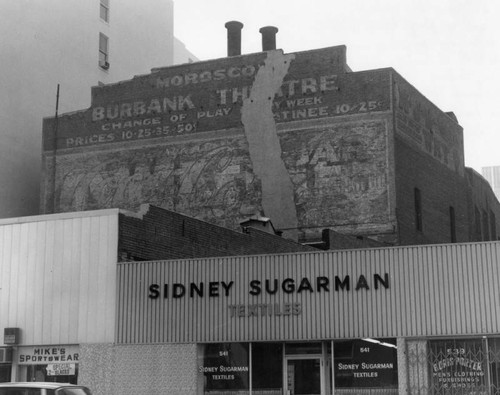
[51,119,388,235]
[282,120,389,235]
[54,139,261,230]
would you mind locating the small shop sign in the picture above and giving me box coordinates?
[47,363,76,376]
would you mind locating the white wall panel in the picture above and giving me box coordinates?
[116,241,500,344]
[0,210,120,345]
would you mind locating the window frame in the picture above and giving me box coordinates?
[414,188,423,232]
[98,33,109,70]
[100,0,110,23]
[449,206,456,243]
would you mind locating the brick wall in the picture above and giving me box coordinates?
[118,204,315,261]
[41,47,395,243]
[465,167,500,241]
[394,137,469,245]
[393,72,470,245]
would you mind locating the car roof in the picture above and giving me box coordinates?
[0,383,84,389]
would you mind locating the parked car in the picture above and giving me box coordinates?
[0,382,91,395]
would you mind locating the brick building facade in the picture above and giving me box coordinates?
[119,204,314,261]
[40,38,500,246]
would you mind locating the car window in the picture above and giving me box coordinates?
[55,389,91,395]
[0,388,41,395]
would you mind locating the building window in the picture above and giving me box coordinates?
[449,206,456,243]
[252,343,282,391]
[490,210,497,240]
[334,338,398,391]
[429,338,488,393]
[99,33,109,69]
[100,0,109,22]
[475,206,482,241]
[482,209,490,241]
[198,343,249,393]
[414,188,423,232]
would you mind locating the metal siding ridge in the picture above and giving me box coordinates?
[448,244,461,334]
[125,263,134,344]
[33,221,47,344]
[114,242,500,343]
[485,243,500,332]
[17,224,30,342]
[115,264,122,343]
[467,244,481,334]
[476,244,489,333]
[68,218,82,344]
[138,262,145,343]
[59,219,73,344]
[463,244,475,333]
[42,221,55,342]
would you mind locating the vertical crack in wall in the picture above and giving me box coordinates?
[241,51,298,240]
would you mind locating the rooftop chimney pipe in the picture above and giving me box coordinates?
[225,21,244,56]
[259,26,278,51]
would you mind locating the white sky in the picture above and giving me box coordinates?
[173,0,500,173]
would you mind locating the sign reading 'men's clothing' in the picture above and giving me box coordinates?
[429,339,487,394]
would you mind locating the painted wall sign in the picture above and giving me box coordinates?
[199,343,249,390]
[43,47,390,151]
[429,340,487,394]
[18,345,80,365]
[334,339,398,389]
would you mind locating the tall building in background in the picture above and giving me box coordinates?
[482,166,500,201]
[0,0,197,219]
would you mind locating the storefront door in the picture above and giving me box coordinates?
[286,357,323,395]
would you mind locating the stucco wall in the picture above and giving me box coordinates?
[80,343,197,395]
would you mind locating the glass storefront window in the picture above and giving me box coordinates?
[26,365,78,384]
[429,338,488,394]
[198,343,249,395]
[199,340,398,394]
[285,343,322,355]
[251,343,282,393]
[0,365,11,382]
[334,338,398,391]
[488,338,500,393]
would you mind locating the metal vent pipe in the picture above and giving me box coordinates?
[259,26,278,51]
[225,21,244,56]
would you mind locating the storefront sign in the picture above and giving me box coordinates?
[429,340,487,394]
[46,363,76,376]
[148,274,390,299]
[18,345,79,365]
[334,339,398,389]
[3,328,20,345]
[148,274,389,319]
[199,343,249,390]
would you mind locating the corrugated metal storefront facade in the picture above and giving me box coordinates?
[2,210,499,395]
[0,210,120,384]
[116,242,500,343]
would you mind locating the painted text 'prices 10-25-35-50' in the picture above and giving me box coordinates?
[121,123,197,139]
